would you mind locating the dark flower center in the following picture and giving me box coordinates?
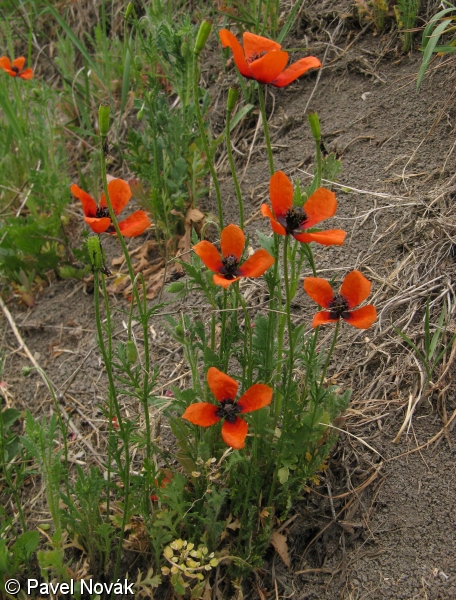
[278,207,308,234]
[220,254,241,280]
[215,399,241,424]
[11,66,19,74]
[246,51,267,64]
[96,206,110,219]
[328,294,350,320]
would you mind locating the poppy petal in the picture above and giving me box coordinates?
[221,223,245,261]
[219,29,251,78]
[344,305,377,329]
[248,50,289,84]
[18,68,33,80]
[101,179,132,215]
[271,56,322,88]
[193,241,223,272]
[4,69,17,77]
[303,277,334,308]
[221,418,248,449]
[207,367,238,401]
[182,403,220,426]
[238,249,275,278]
[312,311,339,328]
[293,229,346,246]
[237,383,273,413]
[302,188,337,228]
[84,216,111,234]
[0,56,12,71]
[270,171,293,217]
[213,274,241,288]
[242,32,281,61]
[70,184,97,217]
[261,204,287,235]
[12,57,26,71]
[117,211,151,237]
[340,270,371,309]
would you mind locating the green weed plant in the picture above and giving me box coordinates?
[0,5,386,599]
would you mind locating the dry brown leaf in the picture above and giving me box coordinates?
[186,207,205,224]
[270,531,290,568]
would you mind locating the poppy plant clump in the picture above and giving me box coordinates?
[219,30,321,88]
[182,367,273,449]
[0,56,33,80]
[70,179,151,237]
[193,223,275,288]
[262,171,346,246]
[304,270,377,329]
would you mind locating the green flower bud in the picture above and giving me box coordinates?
[174,325,184,339]
[227,86,239,113]
[137,104,144,121]
[194,20,212,56]
[166,281,185,294]
[181,40,189,58]
[125,2,134,19]
[22,366,32,377]
[307,111,321,142]
[98,102,111,137]
[125,340,138,364]
[87,236,103,270]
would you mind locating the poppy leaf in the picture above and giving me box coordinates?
[256,230,276,257]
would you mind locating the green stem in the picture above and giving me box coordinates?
[193,52,224,229]
[235,284,253,387]
[320,320,340,387]
[94,269,131,585]
[282,236,295,409]
[315,140,322,190]
[225,107,244,228]
[257,85,274,176]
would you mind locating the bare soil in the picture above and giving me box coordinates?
[1,2,456,599]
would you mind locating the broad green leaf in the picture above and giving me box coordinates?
[1,408,21,431]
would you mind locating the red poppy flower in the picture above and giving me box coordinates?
[193,223,274,289]
[219,30,321,87]
[70,179,151,237]
[304,271,377,329]
[150,471,172,501]
[261,171,346,246]
[0,56,33,80]
[182,367,273,450]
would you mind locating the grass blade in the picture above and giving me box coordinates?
[0,91,26,149]
[121,32,133,115]
[43,1,104,82]
[417,18,453,89]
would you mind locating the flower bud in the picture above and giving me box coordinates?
[98,101,111,137]
[181,40,189,58]
[22,366,32,377]
[125,340,138,364]
[307,111,321,142]
[125,2,134,19]
[194,20,212,55]
[87,236,103,270]
[227,86,239,113]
